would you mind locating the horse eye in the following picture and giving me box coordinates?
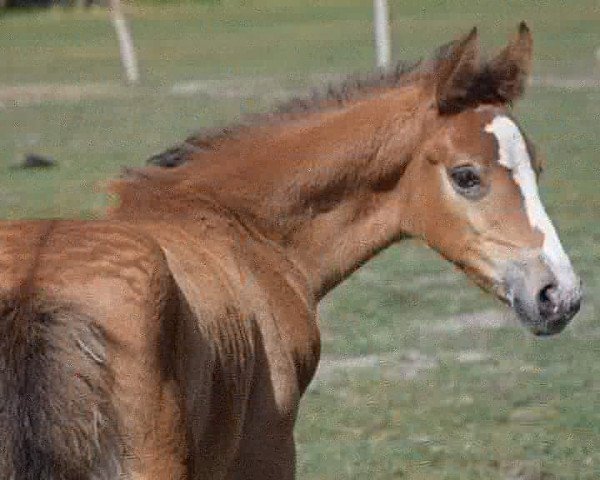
[450,166,481,194]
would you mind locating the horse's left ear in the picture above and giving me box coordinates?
[434,27,480,114]
[486,22,533,102]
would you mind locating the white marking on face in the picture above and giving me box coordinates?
[484,115,576,287]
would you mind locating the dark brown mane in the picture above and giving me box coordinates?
[146,60,424,169]
[274,60,423,116]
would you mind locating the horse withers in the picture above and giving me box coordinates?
[0,23,581,479]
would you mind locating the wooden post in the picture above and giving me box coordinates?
[109,0,140,85]
[373,0,391,69]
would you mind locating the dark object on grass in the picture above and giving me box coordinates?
[20,153,57,169]
[4,0,53,7]
[4,0,97,8]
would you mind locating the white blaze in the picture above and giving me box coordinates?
[484,115,576,286]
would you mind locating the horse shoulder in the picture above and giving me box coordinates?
[144,220,320,410]
[229,236,322,407]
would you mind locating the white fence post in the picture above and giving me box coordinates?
[373,0,391,69]
[109,0,140,85]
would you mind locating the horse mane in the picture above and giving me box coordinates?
[145,59,425,169]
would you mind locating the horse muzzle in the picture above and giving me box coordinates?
[503,258,582,336]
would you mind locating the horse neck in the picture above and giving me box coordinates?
[195,85,429,299]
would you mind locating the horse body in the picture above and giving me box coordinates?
[0,23,582,479]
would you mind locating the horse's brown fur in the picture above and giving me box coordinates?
[0,24,575,479]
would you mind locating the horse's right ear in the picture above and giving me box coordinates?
[434,28,480,114]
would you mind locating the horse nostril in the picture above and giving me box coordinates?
[538,283,559,317]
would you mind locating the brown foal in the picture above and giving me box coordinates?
[0,23,580,479]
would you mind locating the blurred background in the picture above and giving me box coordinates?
[1,1,599,478]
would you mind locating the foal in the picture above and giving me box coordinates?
[0,23,580,479]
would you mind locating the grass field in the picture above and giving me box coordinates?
[1,1,599,478]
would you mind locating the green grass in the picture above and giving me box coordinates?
[1,0,598,85]
[1,1,599,478]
